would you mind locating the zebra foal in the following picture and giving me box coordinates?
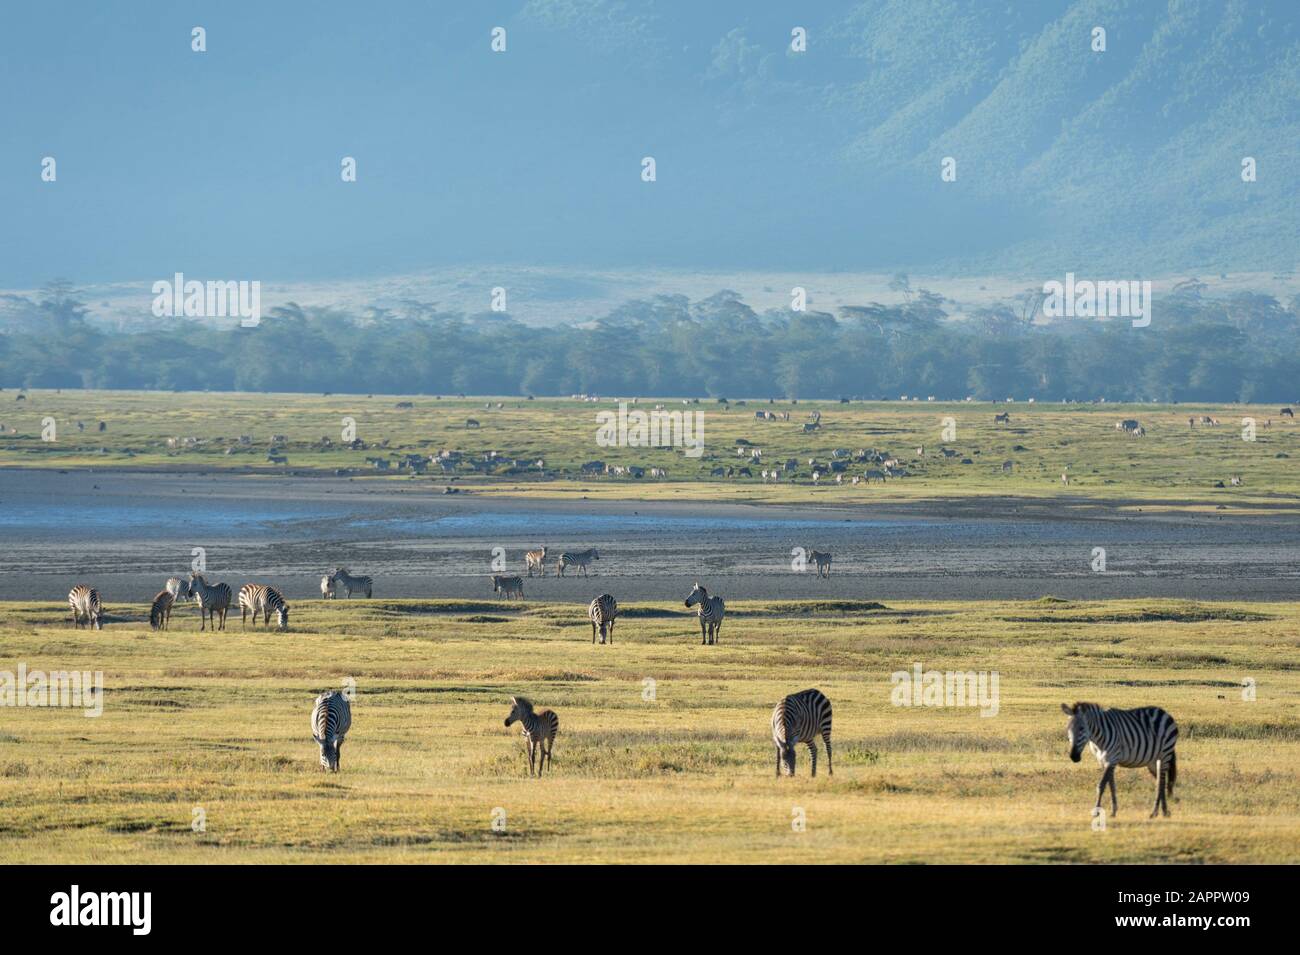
[68,585,104,630]
[311,690,353,772]
[684,582,725,645]
[1061,702,1178,818]
[588,593,618,644]
[331,567,372,598]
[504,696,559,777]
[189,572,232,632]
[772,688,833,777]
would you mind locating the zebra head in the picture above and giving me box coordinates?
[1061,702,1094,762]
[504,696,533,728]
[684,582,708,608]
[276,602,289,630]
[779,740,797,776]
[491,575,503,593]
[314,732,342,771]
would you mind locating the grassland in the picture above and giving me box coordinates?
[1,597,1297,864]
[2,389,1298,510]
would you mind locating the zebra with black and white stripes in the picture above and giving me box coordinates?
[331,567,373,598]
[504,696,559,777]
[238,583,289,629]
[311,690,353,772]
[189,572,232,632]
[684,582,725,645]
[772,688,833,777]
[557,548,599,577]
[165,576,191,601]
[588,593,617,644]
[320,574,337,599]
[807,549,832,578]
[525,546,547,577]
[492,575,525,599]
[149,589,175,631]
[68,585,103,630]
[1062,702,1179,818]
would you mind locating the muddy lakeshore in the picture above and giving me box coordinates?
[1,468,1297,603]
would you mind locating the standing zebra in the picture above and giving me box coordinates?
[320,574,336,600]
[684,582,725,645]
[504,696,559,777]
[165,576,191,601]
[188,572,232,632]
[68,585,103,630]
[807,549,832,578]
[238,583,290,629]
[311,690,353,772]
[588,593,618,644]
[331,567,373,599]
[149,589,175,631]
[525,546,547,578]
[772,688,834,777]
[557,548,599,577]
[492,575,525,600]
[1061,702,1178,818]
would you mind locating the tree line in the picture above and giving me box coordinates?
[2,284,1297,402]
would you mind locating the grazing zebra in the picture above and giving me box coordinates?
[331,567,372,599]
[188,572,232,632]
[165,576,191,600]
[557,548,599,577]
[525,546,547,577]
[238,583,289,629]
[684,582,725,645]
[504,696,559,777]
[311,690,353,772]
[68,585,103,630]
[771,688,834,777]
[492,575,525,599]
[149,589,175,631]
[588,593,618,644]
[320,574,336,599]
[808,549,832,578]
[1061,702,1178,818]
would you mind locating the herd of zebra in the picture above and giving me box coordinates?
[63,558,1181,816]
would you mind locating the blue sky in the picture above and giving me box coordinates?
[2,1,1296,292]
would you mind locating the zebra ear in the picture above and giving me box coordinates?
[1060,703,1075,715]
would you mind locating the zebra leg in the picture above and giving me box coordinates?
[592,620,597,643]
[1109,771,1118,816]
[808,741,818,777]
[776,746,782,778]
[1151,760,1167,818]
[1095,765,1114,812]
[700,620,707,645]
[608,619,614,644]
[824,733,833,775]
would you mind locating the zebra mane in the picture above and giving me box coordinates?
[511,696,535,713]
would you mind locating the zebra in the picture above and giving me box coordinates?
[807,549,832,578]
[684,582,725,645]
[331,567,372,598]
[772,688,833,777]
[238,583,289,629]
[149,589,175,631]
[1062,702,1178,818]
[557,548,599,577]
[588,593,618,644]
[165,576,191,601]
[504,696,559,777]
[188,572,232,632]
[68,585,103,630]
[311,690,353,772]
[525,546,547,577]
[320,574,336,599]
[492,575,525,599]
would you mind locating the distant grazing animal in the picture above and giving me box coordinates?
[772,688,834,777]
[149,589,175,631]
[492,575,525,600]
[1230,475,1242,487]
[320,574,336,599]
[165,576,191,601]
[189,573,232,631]
[557,548,599,577]
[1117,419,1141,434]
[68,585,103,630]
[684,582,725,645]
[1282,407,1294,419]
[465,418,480,429]
[588,593,618,644]
[994,412,1010,424]
[525,546,547,577]
[311,691,352,772]
[1061,702,1178,818]
[808,549,832,578]
[1188,416,1196,427]
[504,696,559,777]
[238,583,289,629]
[331,567,373,598]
